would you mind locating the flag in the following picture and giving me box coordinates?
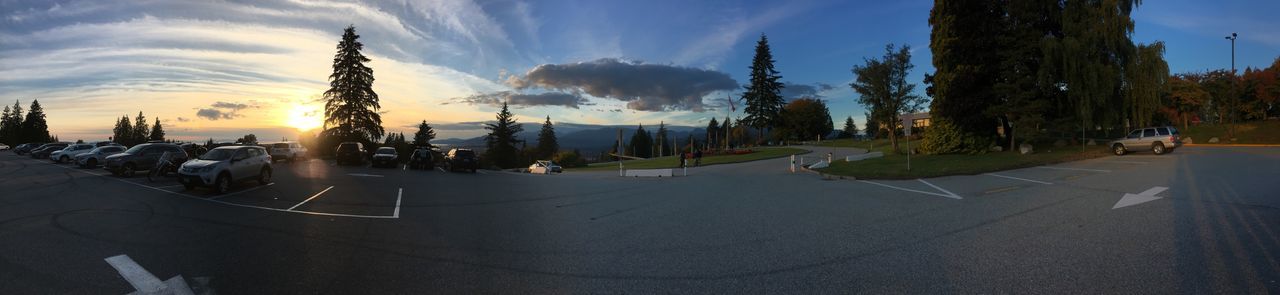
[728,94,736,112]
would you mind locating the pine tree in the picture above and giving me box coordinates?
[5,101,24,144]
[149,118,165,141]
[654,122,670,156]
[842,116,858,138]
[863,112,878,139]
[22,99,50,143]
[535,116,558,159]
[484,102,523,168]
[741,34,785,144]
[927,1,1003,143]
[0,105,12,145]
[131,112,149,144]
[113,116,131,144]
[206,138,215,147]
[322,25,384,147]
[705,117,719,150]
[412,120,436,147]
[627,124,653,158]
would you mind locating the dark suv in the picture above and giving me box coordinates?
[335,142,368,165]
[29,143,69,159]
[104,143,189,177]
[443,148,478,173]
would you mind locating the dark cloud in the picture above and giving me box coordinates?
[211,101,251,110]
[175,117,190,122]
[507,58,738,112]
[446,91,589,108]
[781,82,836,101]
[196,108,238,120]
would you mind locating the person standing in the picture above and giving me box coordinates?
[694,149,703,166]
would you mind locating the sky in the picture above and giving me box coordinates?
[1,0,1277,142]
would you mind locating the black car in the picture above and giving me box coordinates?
[443,148,478,173]
[103,143,189,177]
[13,142,44,155]
[29,143,69,159]
[407,148,434,170]
[335,142,368,165]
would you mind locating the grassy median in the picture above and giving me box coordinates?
[815,138,1111,179]
[1181,120,1280,145]
[572,147,810,171]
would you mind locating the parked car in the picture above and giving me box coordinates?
[91,141,120,147]
[29,143,69,159]
[75,145,127,168]
[13,143,40,155]
[0,144,9,151]
[443,148,478,173]
[177,146,272,193]
[527,160,562,174]
[104,143,189,177]
[371,147,399,168]
[1110,126,1182,156]
[335,142,368,165]
[407,148,435,170]
[268,141,308,163]
[49,143,95,163]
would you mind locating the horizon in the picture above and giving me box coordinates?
[2,0,1278,143]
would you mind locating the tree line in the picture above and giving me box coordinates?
[110,111,166,146]
[1,100,52,146]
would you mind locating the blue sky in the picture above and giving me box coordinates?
[1,0,1277,142]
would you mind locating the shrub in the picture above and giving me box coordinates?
[921,119,992,155]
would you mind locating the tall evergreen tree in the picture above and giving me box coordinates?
[149,118,166,141]
[536,116,559,159]
[654,122,670,156]
[22,99,50,143]
[627,124,653,158]
[113,115,131,144]
[705,118,719,150]
[131,112,149,144]
[5,101,23,144]
[322,25,384,147]
[927,1,1004,149]
[206,138,215,147]
[741,34,785,144]
[863,111,878,139]
[412,120,436,147]
[989,0,1062,149]
[484,102,523,168]
[842,116,858,138]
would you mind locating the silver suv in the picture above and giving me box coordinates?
[1110,126,1181,156]
[177,146,273,193]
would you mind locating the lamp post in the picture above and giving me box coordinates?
[1225,33,1237,73]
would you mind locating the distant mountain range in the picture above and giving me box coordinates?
[434,123,707,153]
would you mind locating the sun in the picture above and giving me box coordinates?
[285,105,323,132]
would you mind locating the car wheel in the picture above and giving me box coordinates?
[1112,144,1126,156]
[60,156,70,163]
[1152,142,1165,155]
[122,163,136,178]
[258,167,272,185]
[213,174,231,194]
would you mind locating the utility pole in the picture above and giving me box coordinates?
[1225,33,1237,74]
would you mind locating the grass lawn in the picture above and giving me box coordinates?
[816,139,1112,179]
[1180,120,1280,144]
[572,147,810,171]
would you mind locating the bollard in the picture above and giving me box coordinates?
[790,154,796,173]
[827,152,833,164]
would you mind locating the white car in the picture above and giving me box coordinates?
[177,146,273,193]
[50,143,95,163]
[268,141,308,162]
[75,145,127,168]
[0,144,9,151]
[527,160,562,174]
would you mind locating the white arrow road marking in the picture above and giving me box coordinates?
[347,173,384,177]
[1113,186,1169,209]
[104,254,195,295]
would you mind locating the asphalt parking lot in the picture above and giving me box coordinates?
[1,146,1278,293]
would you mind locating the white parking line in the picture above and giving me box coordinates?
[393,187,403,218]
[857,180,962,199]
[1034,166,1111,173]
[435,167,445,173]
[287,186,334,211]
[985,173,1053,185]
[1101,160,1149,164]
[150,184,185,189]
[917,179,961,199]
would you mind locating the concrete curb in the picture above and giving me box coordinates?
[1184,143,1280,147]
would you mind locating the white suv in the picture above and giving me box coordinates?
[177,146,272,193]
[75,145,126,168]
[50,143,95,163]
[268,141,307,163]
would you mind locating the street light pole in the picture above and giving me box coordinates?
[1225,33,1237,73]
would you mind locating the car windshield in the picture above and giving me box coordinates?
[124,144,148,154]
[199,149,236,160]
[376,148,396,154]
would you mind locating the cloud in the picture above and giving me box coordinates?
[211,101,251,110]
[446,91,588,108]
[176,117,190,122]
[781,82,836,101]
[195,108,238,120]
[506,58,738,112]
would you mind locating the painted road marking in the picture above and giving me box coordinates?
[1102,160,1149,164]
[393,187,403,218]
[857,180,962,199]
[985,173,1053,185]
[1035,166,1111,173]
[207,182,276,200]
[984,186,1021,194]
[1113,186,1168,209]
[917,179,961,199]
[402,164,407,171]
[347,173,384,177]
[435,167,446,173]
[40,162,397,219]
[150,184,185,189]
[288,186,334,211]
[105,255,166,293]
